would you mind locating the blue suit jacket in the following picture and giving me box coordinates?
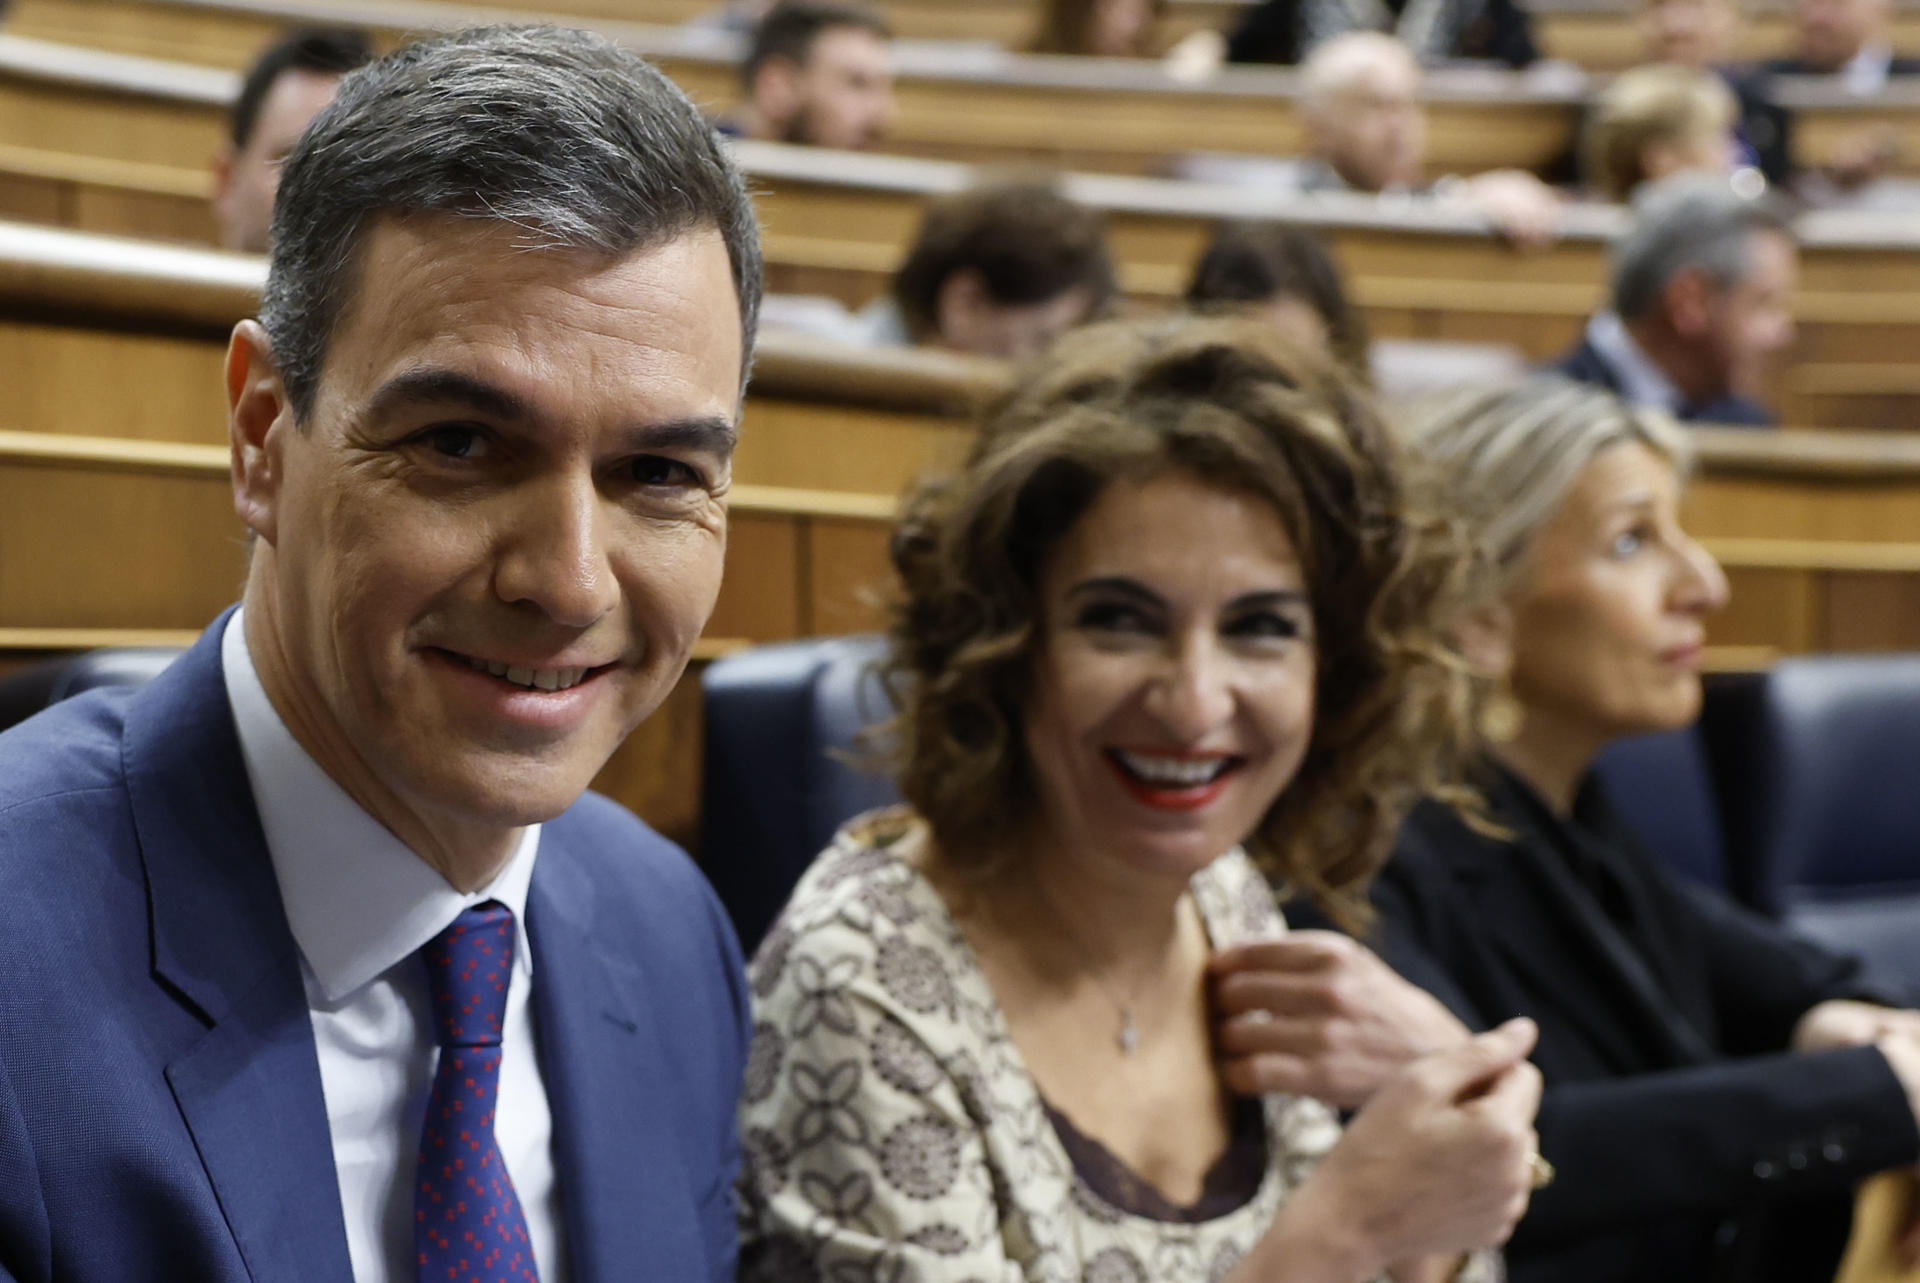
[0,616,749,1282]
[1549,334,1775,427]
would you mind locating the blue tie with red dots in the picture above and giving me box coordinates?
[414,901,541,1283]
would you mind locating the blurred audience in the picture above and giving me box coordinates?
[1311,376,1920,1283]
[1581,64,1743,200]
[683,0,776,33]
[1640,0,1795,186]
[725,1,896,150]
[1029,0,1169,56]
[1553,174,1794,425]
[881,180,1117,358]
[1185,220,1372,382]
[1280,35,1564,244]
[1764,0,1919,86]
[1220,0,1538,66]
[211,27,372,254]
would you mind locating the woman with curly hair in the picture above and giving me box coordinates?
[736,316,1544,1282]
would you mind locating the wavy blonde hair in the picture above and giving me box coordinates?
[880,315,1478,925]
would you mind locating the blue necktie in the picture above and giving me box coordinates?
[414,901,541,1283]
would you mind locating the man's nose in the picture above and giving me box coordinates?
[492,473,620,628]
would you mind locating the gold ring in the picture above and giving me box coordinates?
[1526,1152,1556,1190]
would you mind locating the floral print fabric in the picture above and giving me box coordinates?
[737,808,1502,1283]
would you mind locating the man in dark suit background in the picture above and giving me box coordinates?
[1553,173,1795,426]
[0,25,761,1282]
[1762,0,1920,87]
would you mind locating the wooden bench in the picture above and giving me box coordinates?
[4,217,1920,664]
[16,0,1920,178]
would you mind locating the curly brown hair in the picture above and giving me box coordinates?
[880,315,1477,925]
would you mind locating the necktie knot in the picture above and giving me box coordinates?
[422,900,515,1049]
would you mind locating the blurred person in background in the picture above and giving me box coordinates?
[1220,0,1538,66]
[1581,64,1744,200]
[870,180,1117,359]
[1184,219,1373,383]
[212,27,372,253]
[1030,0,1170,55]
[724,1,896,150]
[1287,35,1564,245]
[1763,0,1919,87]
[1552,173,1794,425]
[1639,0,1794,186]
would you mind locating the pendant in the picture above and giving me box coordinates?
[1117,1009,1138,1055]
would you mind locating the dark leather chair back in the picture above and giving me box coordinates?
[1592,726,1729,893]
[1736,654,1920,987]
[699,636,900,954]
[0,648,185,733]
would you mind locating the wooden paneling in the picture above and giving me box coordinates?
[804,517,896,638]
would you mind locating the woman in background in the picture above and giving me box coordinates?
[737,316,1542,1281]
[1282,377,1920,1283]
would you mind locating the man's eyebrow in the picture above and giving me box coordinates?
[366,368,529,424]
[621,416,739,456]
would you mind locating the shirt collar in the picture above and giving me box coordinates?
[1585,311,1686,413]
[1841,42,1893,95]
[222,610,540,1005]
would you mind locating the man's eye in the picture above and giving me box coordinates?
[631,455,700,487]
[421,425,485,459]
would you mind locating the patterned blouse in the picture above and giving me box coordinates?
[736,809,1501,1283]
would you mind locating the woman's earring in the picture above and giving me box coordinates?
[1478,682,1525,744]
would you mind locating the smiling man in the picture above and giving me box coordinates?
[0,25,760,1283]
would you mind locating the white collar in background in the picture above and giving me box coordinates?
[1841,42,1893,95]
[221,609,540,1005]
[1586,310,1686,414]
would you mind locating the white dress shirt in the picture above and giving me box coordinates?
[222,612,569,1283]
[1840,42,1895,96]
[1584,310,1686,415]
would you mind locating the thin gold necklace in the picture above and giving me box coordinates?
[1036,885,1167,1056]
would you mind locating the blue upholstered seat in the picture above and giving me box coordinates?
[698,636,900,953]
[0,647,185,733]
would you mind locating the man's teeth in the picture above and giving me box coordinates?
[1114,751,1233,787]
[461,656,590,692]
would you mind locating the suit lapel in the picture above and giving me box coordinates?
[123,615,354,1283]
[530,836,709,1283]
[1458,777,1716,1074]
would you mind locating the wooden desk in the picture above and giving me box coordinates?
[3,218,1918,664]
[17,0,1920,178]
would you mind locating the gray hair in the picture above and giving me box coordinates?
[260,24,763,420]
[1399,375,1689,590]
[1609,171,1791,320]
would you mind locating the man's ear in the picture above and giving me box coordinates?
[210,145,238,223]
[933,268,989,350]
[1453,600,1516,679]
[752,58,801,128]
[226,319,291,547]
[1664,266,1714,338]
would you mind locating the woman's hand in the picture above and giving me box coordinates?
[1211,931,1473,1109]
[1238,1018,1544,1282]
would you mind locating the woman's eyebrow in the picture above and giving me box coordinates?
[1065,576,1164,608]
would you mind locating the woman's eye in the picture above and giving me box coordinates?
[1075,601,1154,632]
[1611,527,1649,558]
[631,455,700,487]
[1227,611,1303,641]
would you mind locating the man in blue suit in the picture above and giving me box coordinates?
[1551,173,1796,428]
[0,25,762,1282]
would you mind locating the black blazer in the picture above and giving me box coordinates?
[1548,333,1775,427]
[1225,0,1538,67]
[1298,766,1919,1283]
[1760,54,1920,77]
